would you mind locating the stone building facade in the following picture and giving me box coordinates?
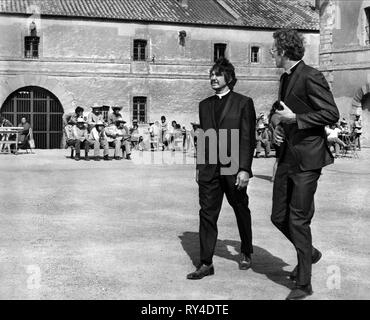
[319,0,370,146]
[0,0,319,148]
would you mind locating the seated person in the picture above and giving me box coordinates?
[325,124,346,158]
[72,118,91,161]
[255,123,271,158]
[17,117,31,149]
[87,104,106,132]
[88,120,111,161]
[105,117,132,160]
[63,106,84,126]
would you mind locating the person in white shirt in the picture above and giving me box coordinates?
[87,104,105,132]
[325,124,346,157]
[88,120,111,161]
[72,117,91,161]
[105,117,132,160]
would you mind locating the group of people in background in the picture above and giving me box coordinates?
[147,116,189,152]
[254,110,363,161]
[63,104,131,161]
[62,106,200,161]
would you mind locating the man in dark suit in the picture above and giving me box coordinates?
[270,29,339,300]
[187,58,256,280]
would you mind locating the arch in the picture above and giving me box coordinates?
[1,86,65,149]
[0,74,75,112]
[351,82,370,114]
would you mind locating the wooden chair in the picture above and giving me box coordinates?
[340,134,359,159]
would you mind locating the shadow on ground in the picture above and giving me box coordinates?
[179,231,293,290]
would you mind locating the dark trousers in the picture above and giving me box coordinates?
[271,163,321,286]
[198,171,253,265]
[74,139,90,156]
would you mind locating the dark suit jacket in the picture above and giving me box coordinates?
[279,61,339,171]
[196,91,256,182]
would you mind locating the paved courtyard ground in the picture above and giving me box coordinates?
[0,148,369,300]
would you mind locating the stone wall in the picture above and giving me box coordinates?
[0,15,320,133]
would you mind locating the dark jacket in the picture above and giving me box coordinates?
[196,91,256,182]
[279,61,339,171]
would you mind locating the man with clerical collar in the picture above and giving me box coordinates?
[187,58,256,280]
[269,29,339,300]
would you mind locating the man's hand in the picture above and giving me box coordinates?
[275,101,296,124]
[235,171,250,190]
[273,124,285,146]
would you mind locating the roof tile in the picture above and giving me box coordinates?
[0,0,318,30]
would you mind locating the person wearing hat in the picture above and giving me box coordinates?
[72,117,90,161]
[256,112,268,128]
[88,120,111,161]
[87,103,105,132]
[105,117,132,160]
[255,123,271,158]
[108,105,123,125]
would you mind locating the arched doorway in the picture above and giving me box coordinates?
[1,86,64,149]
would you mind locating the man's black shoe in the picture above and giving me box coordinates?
[286,284,313,300]
[239,253,252,270]
[94,157,101,161]
[290,248,322,281]
[187,264,214,280]
[75,154,81,161]
[84,156,90,161]
[126,154,132,160]
[103,155,112,161]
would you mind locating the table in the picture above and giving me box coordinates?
[0,127,24,154]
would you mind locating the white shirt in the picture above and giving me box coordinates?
[325,127,341,139]
[216,89,230,99]
[285,60,302,75]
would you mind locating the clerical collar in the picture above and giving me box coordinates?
[215,89,231,99]
[285,60,302,75]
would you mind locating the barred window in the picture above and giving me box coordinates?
[24,36,40,59]
[251,46,260,63]
[133,39,147,61]
[214,43,226,62]
[133,97,147,124]
[365,7,370,45]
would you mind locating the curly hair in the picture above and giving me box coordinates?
[210,57,238,90]
[273,29,305,61]
[75,106,84,114]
